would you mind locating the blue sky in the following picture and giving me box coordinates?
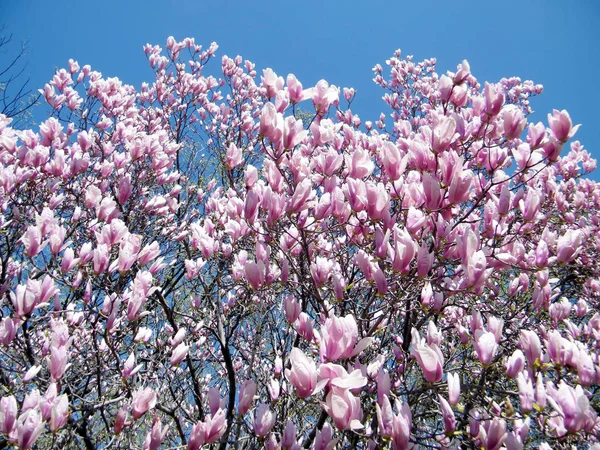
[2,0,599,178]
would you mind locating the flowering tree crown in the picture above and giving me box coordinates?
[0,37,599,449]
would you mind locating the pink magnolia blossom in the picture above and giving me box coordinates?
[114,406,128,434]
[285,348,319,398]
[93,243,110,274]
[296,312,315,342]
[262,68,284,98]
[447,372,460,406]
[505,349,525,378]
[21,225,43,258]
[60,247,79,273]
[48,225,66,255]
[439,395,456,434]
[310,256,333,287]
[556,229,583,263]
[187,422,205,450]
[0,395,18,435]
[169,327,187,347]
[410,329,444,383]
[207,387,223,416]
[320,314,358,362]
[516,372,534,413]
[548,109,579,142]
[284,295,300,323]
[203,409,227,444]
[519,330,542,367]
[118,175,132,204]
[376,395,412,449]
[502,106,527,140]
[463,250,487,291]
[417,241,434,278]
[254,403,275,437]
[49,344,69,380]
[281,420,296,448]
[448,168,473,204]
[144,417,168,450]
[287,74,306,104]
[226,143,242,170]
[260,102,283,143]
[244,260,266,290]
[137,241,160,266]
[267,378,279,402]
[381,142,406,181]
[49,394,69,432]
[483,82,504,117]
[391,399,412,450]
[170,342,189,365]
[132,387,157,420]
[313,422,337,450]
[481,418,507,450]
[312,79,338,114]
[376,394,394,438]
[21,390,40,415]
[392,226,416,273]
[237,380,256,416]
[474,330,498,366]
[323,387,363,431]
[431,116,456,153]
[117,235,140,272]
[16,409,45,449]
[576,350,596,386]
[319,363,367,391]
[10,282,39,317]
[548,382,592,434]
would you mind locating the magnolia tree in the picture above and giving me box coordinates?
[0,37,599,449]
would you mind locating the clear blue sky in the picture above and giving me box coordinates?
[2,0,599,178]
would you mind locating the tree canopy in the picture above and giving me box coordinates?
[0,37,599,449]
